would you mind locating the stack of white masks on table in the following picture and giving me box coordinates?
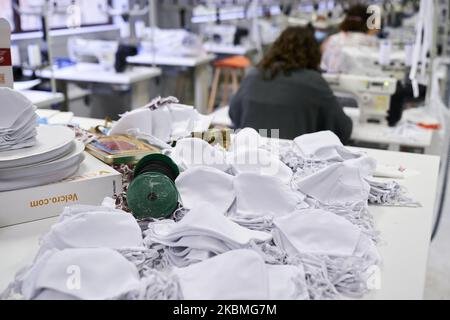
[168,129,382,299]
[109,96,212,147]
[2,205,307,300]
[143,207,272,267]
[0,88,38,151]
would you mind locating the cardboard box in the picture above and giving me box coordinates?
[0,153,122,228]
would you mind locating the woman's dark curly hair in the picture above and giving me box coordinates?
[340,4,371,33]
[258,26,321,80]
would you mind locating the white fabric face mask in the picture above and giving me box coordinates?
[344,156,377,178]
[273,210,362,257]
[267,264,309,300]
[229,128,265,153]
[293,131,361,161]
[19,248,141,300]
[233,173,304,219]
[37,206,144,257]
[295,162,371,205]
[170,138,230,172]
[145,207,272,248]
[0,88,34,130]
[175,166,235,214]
[169,105,196,140]
[173,249,270,300]
[151,106,172,142]
[110,109,153,137]
[229,149,293,184]
[144,207,272,267]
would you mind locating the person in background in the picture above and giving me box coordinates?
[229,26,353,144]
[321,3,405,127]
[321,4,379,73]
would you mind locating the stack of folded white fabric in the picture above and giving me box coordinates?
[143,207,272,267]
[0,124,85,192]
[0,88,38,152]
[109,97,212,147]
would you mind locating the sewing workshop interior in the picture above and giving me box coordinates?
[0,0,449,302]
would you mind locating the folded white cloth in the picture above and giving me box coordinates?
[170,138,230,172]
[228,149,293,184]
[273,210,362,257]
[8,248,141,300]
[176,166,235,214]
[229,128,265,153]
[110,102,212,143]
[0,88,38,151]
[144,207,272,267]
[173,249,308,300]
[232,173,304,219]
[37,206,145,258]
[173,250,270,300]
[293,131,362,162]
[294,162,372,206]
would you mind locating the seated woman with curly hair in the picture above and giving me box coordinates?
[229,26,353,143]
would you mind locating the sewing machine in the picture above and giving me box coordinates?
[323,73,398,124]
[68,38,118,72]
[338,45,410,81]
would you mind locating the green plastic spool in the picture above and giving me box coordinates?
[134,153,180,180]
[127,172,179,220]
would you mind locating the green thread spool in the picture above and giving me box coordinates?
[127,154,180,219]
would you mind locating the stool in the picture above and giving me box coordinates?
[207,55,251,114]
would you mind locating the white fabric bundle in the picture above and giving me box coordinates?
[173,249,308,300]
[273,210,380,299]
[232,173,304,219]
[144,208,272,267]
[293,131,362,162]
[222,128,293,183]
[37,206,145,258]
[176,166,235,214]
[294,161,373,206]
[170,138,230,172]
[229,128,265,153]
[7,248,142,300]
[228,149,293,184]
[0,88,38,151]
[273,210,362,257]
[110,103,211,143]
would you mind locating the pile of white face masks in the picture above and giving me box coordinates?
[2,206,306,300]
[0,88,38,151]
[143,207,272,267]
[109,96,212,146]
[6,129,418,300]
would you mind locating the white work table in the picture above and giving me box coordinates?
[37,62,161,85]
[344,107,434,152]
[35,63,162,112]
[127,53,216,114]
[19,90,65,108]
[203,42,256,56]
[356,148,439,300]
[0,129,440,299]
[126,53,215,68]
[211,106,435,153]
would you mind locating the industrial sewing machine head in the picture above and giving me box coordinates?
[323,73,398,124]
[68,38,118,72]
